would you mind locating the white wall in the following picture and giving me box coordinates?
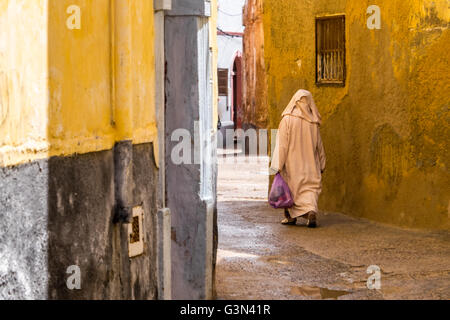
[218,0,245,33]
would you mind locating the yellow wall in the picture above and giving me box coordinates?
[260,0,450,229]
[0,0,49,167]
[242,0,267,129]
[130,0,157,145]
[0,0,157,167]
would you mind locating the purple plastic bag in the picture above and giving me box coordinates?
[269,173,294,209]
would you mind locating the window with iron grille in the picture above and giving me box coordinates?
[218,68,228,96]
[316,15,346,86]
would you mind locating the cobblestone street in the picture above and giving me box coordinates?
[216,152,450,300]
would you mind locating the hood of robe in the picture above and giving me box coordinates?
[281,89,322,125]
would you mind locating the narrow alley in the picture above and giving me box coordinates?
[216,151,450,300]
[1,0,449,303]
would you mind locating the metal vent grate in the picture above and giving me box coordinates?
[128,206,144,257]
[129,216,140,244]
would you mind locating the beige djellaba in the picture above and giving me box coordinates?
[270,89,326,218]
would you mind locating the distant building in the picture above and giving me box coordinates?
[243,0,450,230]
[217,0,245,134]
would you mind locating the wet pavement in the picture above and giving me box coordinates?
[215,152,450,300]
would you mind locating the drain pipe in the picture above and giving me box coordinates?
[112,0,133,224]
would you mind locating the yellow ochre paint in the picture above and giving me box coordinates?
[0,1,165,168]
[257,0,449,230]
[0,0,49,167]
[1,0,219,168]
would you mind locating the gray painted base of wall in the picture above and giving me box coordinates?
[165,12,218,299]
[0,143,159,300]
[0,158,49,299]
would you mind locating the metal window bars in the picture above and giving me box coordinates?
[316,16,346,86]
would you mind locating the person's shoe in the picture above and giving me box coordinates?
[281,217,297,225]
[306,212,317,228]
[282,209,296,225]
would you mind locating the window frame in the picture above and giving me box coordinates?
[218,68,229,96]
[315,15,346,87]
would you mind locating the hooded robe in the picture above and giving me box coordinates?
[270,89,326,218]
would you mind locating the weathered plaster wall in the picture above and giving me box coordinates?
[130,1,157,145]
[0,159,49,299]
[165,14,207,300]
[47,0,157,156]
[1,144,159,299]
[242,0,267,129]
[249,0,450,230]
[0,0,158,168]
[165,0,218,299]
[0,0,49,167]
[47,144,159,300]
[1,1,162,299]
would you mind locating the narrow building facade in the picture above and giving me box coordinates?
[0,0,218,299]
[217,0,245,134]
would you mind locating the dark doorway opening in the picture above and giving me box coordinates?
[232,53,242,131]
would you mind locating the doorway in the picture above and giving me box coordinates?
[232,53,242,130]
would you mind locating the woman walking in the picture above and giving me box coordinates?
[270,89,326,228]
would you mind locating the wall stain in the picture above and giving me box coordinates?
[0,72,9,127]
[370,124,404,200]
